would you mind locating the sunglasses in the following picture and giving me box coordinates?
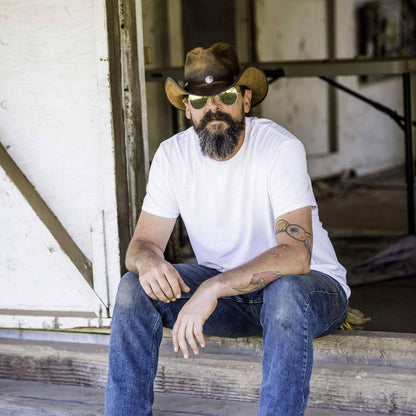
[187,87,240,110]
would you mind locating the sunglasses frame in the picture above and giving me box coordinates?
[187,87,240,110]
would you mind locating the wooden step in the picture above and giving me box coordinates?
[0,331,415,414]
[161,329,416,368]
[0,378,391,416]
[3,328,415,368]
[155,351,416,414]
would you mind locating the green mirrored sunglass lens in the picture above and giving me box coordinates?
[189,97,208,109]
[219,91,238,105]
[188,88,238,109]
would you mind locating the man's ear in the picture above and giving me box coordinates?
[243,89,252,114]
[183,98,191,119]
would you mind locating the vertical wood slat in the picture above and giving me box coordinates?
[121,0,149,235]
[0,142,93,288]
[106,0,149,274]
[234,0,253,65]
[105,0,131,274]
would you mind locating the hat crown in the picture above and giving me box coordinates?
[184,43,240,93]
[164,42,268,110]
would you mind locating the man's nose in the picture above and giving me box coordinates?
[205,95,221,111]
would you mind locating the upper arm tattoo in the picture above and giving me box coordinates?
[275,219,313,257]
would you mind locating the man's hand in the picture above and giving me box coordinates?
[172,282,218,358]
[138,257,190,303]
[126,212,189,303]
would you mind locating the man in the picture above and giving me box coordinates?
[105,42,349,416]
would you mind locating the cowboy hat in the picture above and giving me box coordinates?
[165,42,268,111]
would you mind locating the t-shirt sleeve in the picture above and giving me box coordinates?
[269,139,316,219]
[141,146,179,218]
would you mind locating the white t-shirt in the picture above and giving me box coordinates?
[142,117,350,297]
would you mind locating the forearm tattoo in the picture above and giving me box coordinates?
[233,271,281,293]
[275,219,313,257]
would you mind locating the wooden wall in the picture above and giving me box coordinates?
[0,0,121,328]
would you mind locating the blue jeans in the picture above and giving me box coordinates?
[105,264,348,416]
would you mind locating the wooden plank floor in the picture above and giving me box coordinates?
[0,378,389,416]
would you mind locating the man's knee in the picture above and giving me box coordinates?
[114,271,145,309]
[265,274,311,302]
[261,274,310,330]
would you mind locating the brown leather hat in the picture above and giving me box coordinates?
[165,42,268,111]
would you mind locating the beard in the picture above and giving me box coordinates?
[192,109,245,160]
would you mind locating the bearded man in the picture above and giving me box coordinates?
[105,42,350,416]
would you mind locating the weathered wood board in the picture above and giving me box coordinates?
[0,0,121,328]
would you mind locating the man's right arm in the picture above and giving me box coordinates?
[126,211,190,303]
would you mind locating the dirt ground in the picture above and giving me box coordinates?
[314,167,416,333]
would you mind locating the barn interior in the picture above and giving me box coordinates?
[144,0,416,334]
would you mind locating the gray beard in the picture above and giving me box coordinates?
[193,110,245,160]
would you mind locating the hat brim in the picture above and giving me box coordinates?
[165,65,268,111]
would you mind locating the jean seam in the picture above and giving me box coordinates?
[301,292,311,415]
[299,287,346,415]
[223,293,264,305]
[147,313,161,415]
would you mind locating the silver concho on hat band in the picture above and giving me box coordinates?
[205,75,214,84]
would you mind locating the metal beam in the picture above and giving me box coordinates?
[145,57,416,82]
[262,57,416,79]
[403,73,415,235]
[326,0,338,153]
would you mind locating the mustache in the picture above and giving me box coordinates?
[197,110,234,130]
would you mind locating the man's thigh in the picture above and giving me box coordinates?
[156,263,263,338]
[172,263,220,292]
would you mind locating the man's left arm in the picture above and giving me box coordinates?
[172,205,313,358]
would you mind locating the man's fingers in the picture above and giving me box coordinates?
[141,282,158,300]
[173,320,198,359]
[165,273,183,299]
[172,325,179,353]
[156,276,177,301]
[179,277,191,293]
[139,262,190,302]
[194,325,205,349]
[177,324,190,359]
[149,281,171,303]
[165,265,190,297]
[173,322,204,358]
[141,270,178,303]
[186,326,200,356]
